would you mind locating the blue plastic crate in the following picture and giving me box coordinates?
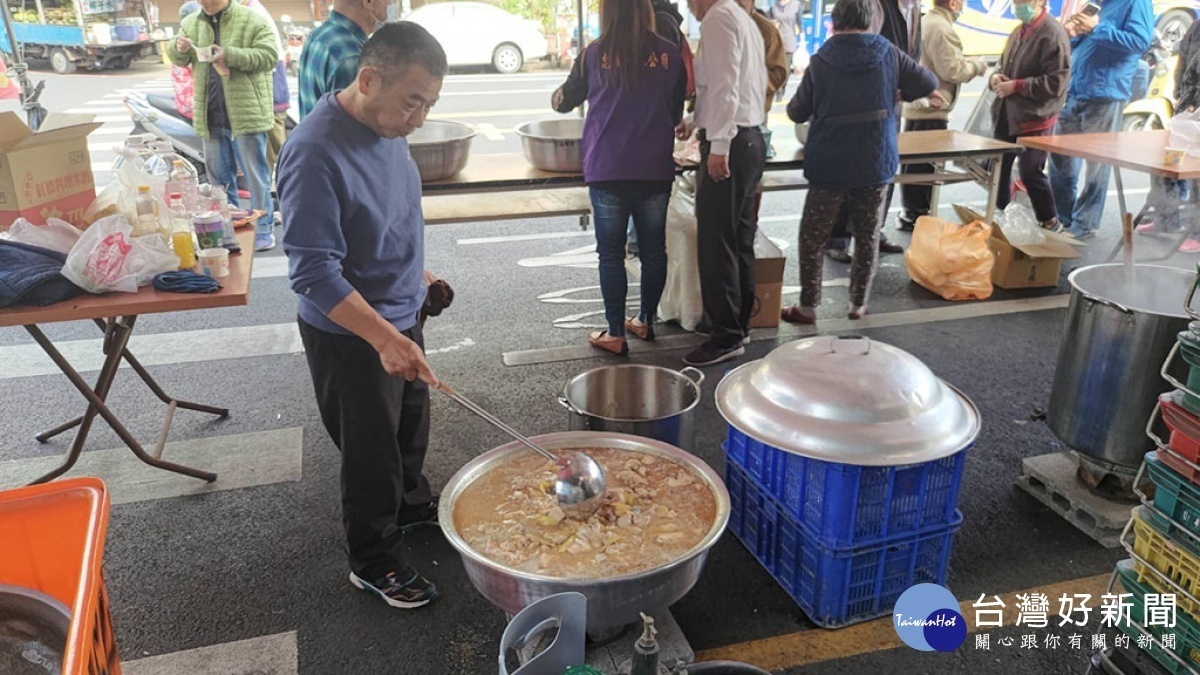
[726,461,962,628]
[726,425,967,548]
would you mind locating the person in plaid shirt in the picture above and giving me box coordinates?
[298,0,390,119]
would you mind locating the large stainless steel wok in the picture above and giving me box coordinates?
[407,120,477,182]
[438,431,729,629]
[515,119,584,172]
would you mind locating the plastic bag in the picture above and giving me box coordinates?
[658,176,704,330]
[82,146,165,228]
[904,216,995,301]
[994,192,1046,248]
[7,217,82,254]
[62,215,180,294]
[1169,109,1200,157]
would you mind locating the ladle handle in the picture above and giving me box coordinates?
[436,383,557,463]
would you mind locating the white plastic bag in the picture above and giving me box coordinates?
[82,147,165,227]
[1169,109,1200,157]
[994,192,1046,248]
[658,176,704,330]
[7,218,82,254]
[62,215,179,294]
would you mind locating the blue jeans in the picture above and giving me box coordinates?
[202,128,273,235]
[1048,98,1124,235]
[589,186,669,337]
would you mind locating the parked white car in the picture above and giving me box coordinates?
[404,2,549,74]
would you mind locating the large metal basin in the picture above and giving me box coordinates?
[407,120,476,183]
[438,431,729,629]
[516,118,584,172]
[1048,264,1192,469]
[0,584,71,674]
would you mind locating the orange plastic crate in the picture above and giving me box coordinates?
[0,477,121,674]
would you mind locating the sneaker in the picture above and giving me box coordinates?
[683,342,745,367]
[693,322,711,337]
[254,232,276,252]
[399,495,439,533]
[1180,237,1200,254]
[1064,227,1095,241]
[349,568,438,609]
[1038,218,1063,233]
[896,214,918,232]
[825,247,852,263]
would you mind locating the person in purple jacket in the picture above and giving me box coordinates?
[780,0,939,324]
[552,0,686,355]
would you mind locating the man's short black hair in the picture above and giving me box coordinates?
[831,0,877,31]
[360,21,448,81]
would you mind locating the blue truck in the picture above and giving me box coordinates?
[0,0,156,73]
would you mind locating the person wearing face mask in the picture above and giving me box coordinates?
[896,0,987,231]
[298,0,390,120]
[989,0,1070,230]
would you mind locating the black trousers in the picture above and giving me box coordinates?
[299,318,433,581]
[899,118,949,220]
[697,127,766,349]
[994,115,1057,222]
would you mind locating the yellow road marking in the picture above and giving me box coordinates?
[694,573,1111,670]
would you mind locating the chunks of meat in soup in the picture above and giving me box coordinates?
[454,448,717,579]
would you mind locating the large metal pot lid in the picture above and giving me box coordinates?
[715,335,980,466]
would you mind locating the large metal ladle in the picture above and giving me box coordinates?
[436,382,606,520]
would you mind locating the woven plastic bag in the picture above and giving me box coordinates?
[658,176,704,330]
[62,215,179,294]
[904,216,994,301]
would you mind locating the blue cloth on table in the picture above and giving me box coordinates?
[0,239,81,308]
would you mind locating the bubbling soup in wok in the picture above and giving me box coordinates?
[453,448,717,579]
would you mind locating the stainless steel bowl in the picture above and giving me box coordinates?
[515,118,584,172]
[439,431,729,629]
[407,120,477,182]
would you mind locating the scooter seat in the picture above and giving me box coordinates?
[146,92,190,125]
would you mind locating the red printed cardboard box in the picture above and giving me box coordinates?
[0,112,101,230]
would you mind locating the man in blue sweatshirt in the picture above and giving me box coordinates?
[278,22,444,609]
[1048,0,1152,239]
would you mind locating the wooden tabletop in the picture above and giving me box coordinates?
[421,130,1021,193]
[0,230,255,327]
[1019,130,1200,180]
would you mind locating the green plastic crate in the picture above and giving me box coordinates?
[1116,559,1200,674]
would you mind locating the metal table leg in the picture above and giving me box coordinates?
[929,161,944,218]
[983,155,1003,225]
[1105,167,1188,262]
[25,317,218,485]
[36,318,229,443]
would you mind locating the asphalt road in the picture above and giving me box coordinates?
[0,61,1180,674]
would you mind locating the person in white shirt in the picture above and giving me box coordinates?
[681,0,767,367]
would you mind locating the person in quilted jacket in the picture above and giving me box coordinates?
[168,0,278,252]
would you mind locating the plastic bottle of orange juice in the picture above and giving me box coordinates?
[167,193,197,269]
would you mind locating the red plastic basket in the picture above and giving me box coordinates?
[1157,391,1200,485]
[0,477,121,674]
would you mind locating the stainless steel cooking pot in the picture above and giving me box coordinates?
[407,120,477,182]
[515,119,584,172]
[1048,264,1193,469]
[559,366,704,452]
[0,585,71,675]
[438,431,729,630]
[715,335,980,466]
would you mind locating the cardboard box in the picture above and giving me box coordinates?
[0,112,101,230]
[953,205,1081,290]
[989,225,1081,289]
[751,233,786,328]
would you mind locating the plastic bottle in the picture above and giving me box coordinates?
[133,185,161,238]
[212,186,241,252]
[167,192,196,268]
[167,156,200,212]
[144,141,172,178]
[112,135,153,172]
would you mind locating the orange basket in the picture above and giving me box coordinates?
[0,477,121,674]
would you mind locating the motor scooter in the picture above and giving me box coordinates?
[1124,30,1178,131]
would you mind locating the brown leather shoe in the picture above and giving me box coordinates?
[588,331,628,355]
[625,318,655,341]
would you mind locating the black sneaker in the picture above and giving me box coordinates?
[896,214,918,232]
[683,342,745,367]
[399,495,439,533]
[350,568,439,609]
[825,247,852,263]
[693,322,711,337]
